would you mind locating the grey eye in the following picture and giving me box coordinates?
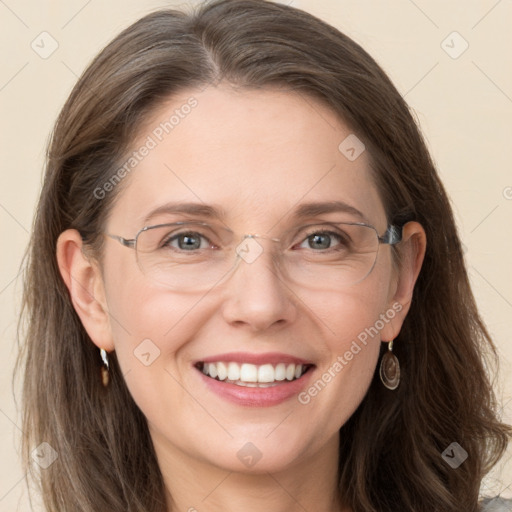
[299,231,345,251]
[163,232,210,251]
[308,233,332,250]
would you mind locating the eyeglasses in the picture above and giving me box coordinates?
[106,220,403,292]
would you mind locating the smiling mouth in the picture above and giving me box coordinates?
[195,361,315,387]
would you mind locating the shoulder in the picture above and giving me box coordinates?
[480,496,512,511]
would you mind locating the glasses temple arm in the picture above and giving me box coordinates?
[379,225,403,245]
[106,233,136,248]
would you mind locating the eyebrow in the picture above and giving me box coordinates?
[143,200,368,225]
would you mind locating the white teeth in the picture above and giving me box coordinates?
[227,362,240,381]
[275,363,286,381]
[208,363,218,379]
[200,361,309,383]
[240,363,258,382]
[217,362,228,380]
[258,364,275,383]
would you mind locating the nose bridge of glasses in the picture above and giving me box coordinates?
[241,233,281,243]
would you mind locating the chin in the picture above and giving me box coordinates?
[199,434,312,475]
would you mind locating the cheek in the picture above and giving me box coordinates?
[101,253,197,390]
[102,246,200,341]
[105,277,200,361]
[104,277,205,424]
[295,257,392,352]
[294,263,392,423]
[315,285,385,371]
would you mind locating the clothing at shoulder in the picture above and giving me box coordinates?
[480,496,512,511]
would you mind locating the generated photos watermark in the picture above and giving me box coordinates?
[298,302,403,405]
[93,96,198,200]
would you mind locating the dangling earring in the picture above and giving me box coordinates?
[379,339,400,390]
[100,348,110,387]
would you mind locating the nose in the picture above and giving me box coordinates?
[220,236,297,332]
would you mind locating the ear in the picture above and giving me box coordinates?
[380,221,427,342]
[56,229,115,352]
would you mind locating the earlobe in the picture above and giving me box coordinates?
[380,221,427,341]
[56,229,115,352]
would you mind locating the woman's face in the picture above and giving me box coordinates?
[97,85,405,473]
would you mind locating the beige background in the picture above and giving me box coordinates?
[1,0,511,509]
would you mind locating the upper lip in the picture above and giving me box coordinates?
[195,352,314,366]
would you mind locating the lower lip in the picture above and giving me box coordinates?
[195,366,315,407]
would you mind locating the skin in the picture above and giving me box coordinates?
[57,84,426,512]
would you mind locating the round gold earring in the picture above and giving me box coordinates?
[379,340,400,390]
[100,348,110,387]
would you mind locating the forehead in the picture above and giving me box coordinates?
[107,85,387,234]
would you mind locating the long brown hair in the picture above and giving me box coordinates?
[16,1,511,510]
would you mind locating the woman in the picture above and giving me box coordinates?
[17,0,511,511]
